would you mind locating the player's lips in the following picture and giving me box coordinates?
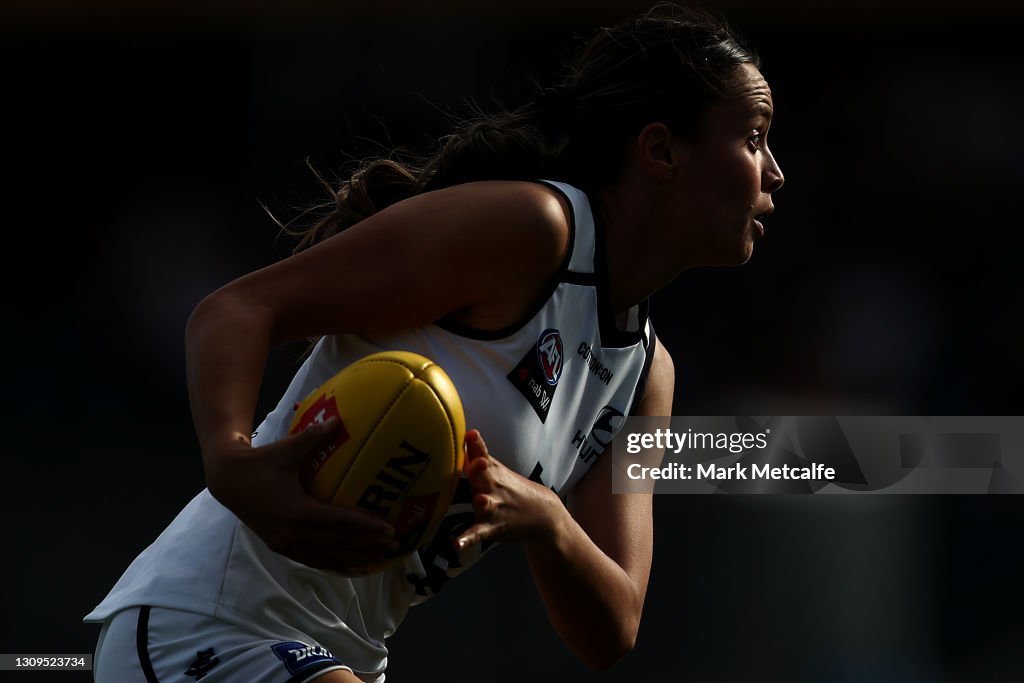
[752,204,773,237]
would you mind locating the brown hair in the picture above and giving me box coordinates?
[281,3,759,252]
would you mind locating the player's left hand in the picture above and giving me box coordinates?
[455,429,565,550]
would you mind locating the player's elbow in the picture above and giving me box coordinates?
[187,289,273,345]
[186,290,238,338]
[582,639,636,671]
[579,620,639,671]
[582,588,644,670]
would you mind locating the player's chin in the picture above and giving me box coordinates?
[724,235,755,266]
[703,226,755,266]
[703,239,752,267]
[739,237,755,264]
[735,225,758,264]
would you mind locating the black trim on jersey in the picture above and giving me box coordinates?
[590,197,649,348]
[628,324,658,417]
[434,179,578,341]
[434,317,519,341]
[562,270,596,287]
[549,177,595,287]
[136,606,160,683]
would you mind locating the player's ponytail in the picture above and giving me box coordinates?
[285,3,757,252]
[284,109,562,253]
[283,159,418,253]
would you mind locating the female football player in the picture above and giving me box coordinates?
[86,4,783,681]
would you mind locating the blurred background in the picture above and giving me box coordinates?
[2,0,1022,680]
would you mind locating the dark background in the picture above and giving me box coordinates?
[3,1,1022,681]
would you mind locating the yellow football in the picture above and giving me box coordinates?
[288,351,465,568]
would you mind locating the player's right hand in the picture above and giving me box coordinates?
[204,417,398,576]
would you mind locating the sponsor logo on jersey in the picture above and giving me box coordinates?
[507,329,563,422]
[270,641,339,676]
[536,329,564,385]
[572,406,625,463]
[577,342,614,386]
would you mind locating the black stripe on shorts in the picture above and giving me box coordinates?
[136,606,160,683]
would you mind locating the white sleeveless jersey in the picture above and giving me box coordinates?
[85,180,656,675]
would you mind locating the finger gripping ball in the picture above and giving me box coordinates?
[288,351,466,567]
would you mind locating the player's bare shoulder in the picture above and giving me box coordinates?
[416,180,572,272]
[397,180,573,332]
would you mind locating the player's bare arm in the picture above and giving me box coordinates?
[185,180,570,569]
[456,341,673,669]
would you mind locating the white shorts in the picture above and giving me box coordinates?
[93,606,384,683]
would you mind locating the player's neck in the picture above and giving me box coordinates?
[598,182,689,316]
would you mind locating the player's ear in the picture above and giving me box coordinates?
[636,122,678,182]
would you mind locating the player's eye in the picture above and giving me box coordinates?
[747,131,764,151]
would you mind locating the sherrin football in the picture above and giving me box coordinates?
[288,351,466,568]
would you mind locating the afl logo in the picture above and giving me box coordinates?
[536,329,564,385]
